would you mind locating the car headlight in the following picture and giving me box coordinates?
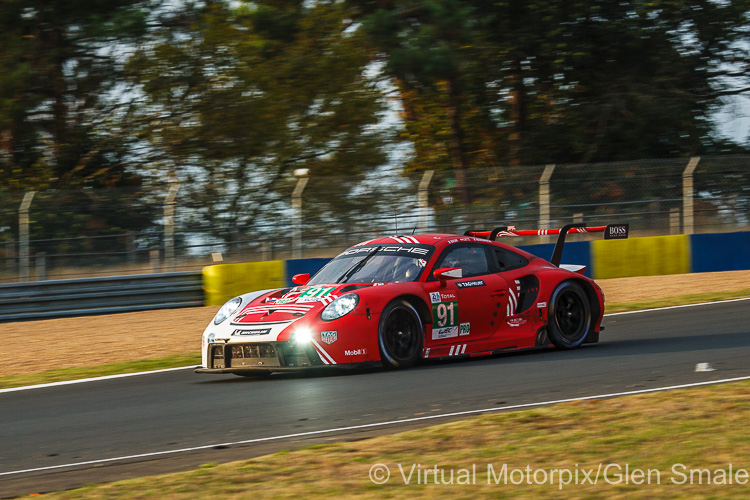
[321,293,359,321]
[290,327,313,345]
[214,297,242,325]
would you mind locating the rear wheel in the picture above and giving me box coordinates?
[547,281,592,349]
[378,299,423,369]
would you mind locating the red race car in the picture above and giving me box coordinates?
[196,223,628,375]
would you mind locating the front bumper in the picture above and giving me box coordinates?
[197,341,325,372]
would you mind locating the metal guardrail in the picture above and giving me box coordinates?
[0,271,204,322]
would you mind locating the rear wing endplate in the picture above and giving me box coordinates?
[465,223,629,267]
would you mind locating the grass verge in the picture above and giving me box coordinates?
[34,379,750,499]
[604,288,750,313]
[0,353,200,390]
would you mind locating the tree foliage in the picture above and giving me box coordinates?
[126,0,389,243]
[354,0,750,179]
[0,0,747,255]
[0,0,148,190]
[0,0,153,253]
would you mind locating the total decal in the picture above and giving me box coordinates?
[431,291,459,339]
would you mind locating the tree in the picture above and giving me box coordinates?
[354,0,750,188]
[0,1,155,260]
[127,0,390,248]
[0,0,149,189]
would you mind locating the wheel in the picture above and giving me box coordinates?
[378,299,424,369]
[547,281,592,349]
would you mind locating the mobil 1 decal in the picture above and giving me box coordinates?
[431,292,459,339]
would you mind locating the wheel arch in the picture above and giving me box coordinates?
[570,278,602,322]
[395,294,432,329]
[568,277,602,343]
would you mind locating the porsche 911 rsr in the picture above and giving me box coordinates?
[196,223,628,375]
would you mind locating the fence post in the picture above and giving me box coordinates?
[682,157,700,235]
[292,169,309,260]
[418,170,434,233]
[150,246,160,273]
[670,207,681,235]
[127,232,136,265]
[18,191,36,282]
[164,180,180,271]
[539,164,555,230]
[35,252,47,281]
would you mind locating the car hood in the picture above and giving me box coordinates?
[232,283,377,324]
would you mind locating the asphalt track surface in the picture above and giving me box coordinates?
[1,299,749,497]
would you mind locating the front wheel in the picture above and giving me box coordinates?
[378,299,423,369]
[547,281,592,349]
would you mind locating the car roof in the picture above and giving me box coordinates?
[353,233,536,257]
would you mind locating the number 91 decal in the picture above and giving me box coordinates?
[432,295,459,339]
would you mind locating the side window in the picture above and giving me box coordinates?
[435,244,491,278]
[494,247,529,271]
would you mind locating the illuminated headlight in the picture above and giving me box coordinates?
[291,327,313,344]
[214,297,242,325]
[321,293,359,321]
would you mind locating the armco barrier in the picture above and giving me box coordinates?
[0,271,203,322]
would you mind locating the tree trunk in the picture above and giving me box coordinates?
[507,56,525,167]
[447,78,469,205]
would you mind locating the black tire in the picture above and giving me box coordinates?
[547,281,592,349]
[378,299,424,369]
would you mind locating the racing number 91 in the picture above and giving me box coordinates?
[433,301,458,328]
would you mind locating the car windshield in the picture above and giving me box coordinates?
[308,244,434,285]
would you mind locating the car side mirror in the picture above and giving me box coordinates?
[433,267,462,287]
[292,273,310,285]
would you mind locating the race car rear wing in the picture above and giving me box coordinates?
[464,223,629,267]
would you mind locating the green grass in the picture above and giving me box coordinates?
[0,353,200,390]
[604,288,750,313]
[33,379,750,499]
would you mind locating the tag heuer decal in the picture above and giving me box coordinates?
[321,331,337,344]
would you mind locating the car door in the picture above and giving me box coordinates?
[488,245,543,342]
[424,242,511,345]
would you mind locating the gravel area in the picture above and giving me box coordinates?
[1,270,748,377]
